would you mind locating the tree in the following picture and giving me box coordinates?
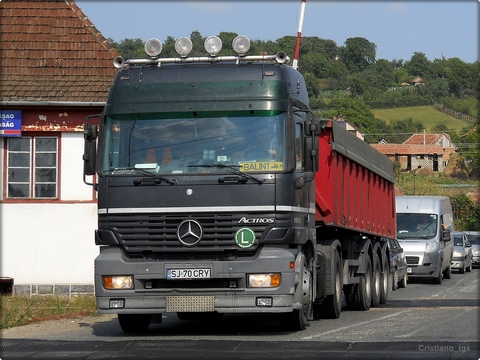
[405,52,430,78]
[340,37,377,73]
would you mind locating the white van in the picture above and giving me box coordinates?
[396,196,454,284]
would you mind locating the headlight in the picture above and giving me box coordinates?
[473,250,480,256]
[248,274,281,288]
[453,250,463,258]
[103,276,134,290]
[425,240,438,252]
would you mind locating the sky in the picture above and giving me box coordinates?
[75,1,479,63]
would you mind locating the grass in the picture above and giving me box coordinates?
[395,172,478,197]
[372,105,473,133]
[0,294,97,330]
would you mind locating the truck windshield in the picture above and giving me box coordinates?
[101,111,286,175]
[396,213,438,239]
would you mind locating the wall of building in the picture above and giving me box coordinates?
[1,132,99,295]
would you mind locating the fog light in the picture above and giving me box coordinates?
[144,38,162,57]
[109,299,125,308]
[248,273,281,288]
[232,35,250,56]
[204,36,222,56]
[256,297,273,307]
[103,276,134,289]
[175,37,193,57]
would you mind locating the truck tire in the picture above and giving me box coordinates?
[321,252,342,319]
[279,251,313,331]
[118,314,152,333]
[371,253,381,308]
[346,256,372,311]
[380,254,389,304]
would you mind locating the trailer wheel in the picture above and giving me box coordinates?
[371,253,381,308]
[279,251,312,331]
[380,254,389,304]
[118,314,152,333]
[347,256,372,311]
[321,252,343,319]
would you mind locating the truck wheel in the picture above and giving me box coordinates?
[347,256,372,311]
[380,254,389,304]
[279,252,312,331]
[321,252,343,319]
[443,263,452,279]
[118,314,152,333]
[371,253,381,308]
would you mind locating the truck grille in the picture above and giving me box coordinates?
[99,212,285,253]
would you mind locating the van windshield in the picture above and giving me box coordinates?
[101,111,286,175]
[396,213,438,239]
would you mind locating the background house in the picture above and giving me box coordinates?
[0,0,119,296]
[371,133,457,172]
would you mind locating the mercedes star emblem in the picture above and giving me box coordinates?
[176,219,203,246]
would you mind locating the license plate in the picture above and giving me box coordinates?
[167,268,211,280]
[407,267,412,273]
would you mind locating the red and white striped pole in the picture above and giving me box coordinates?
[292,0,306,70]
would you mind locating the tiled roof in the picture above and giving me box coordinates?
[371,144,444,155]
[0,0,119,103]
[403,133,443,145]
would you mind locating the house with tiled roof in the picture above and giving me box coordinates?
[371,133,457,173]
[0,0,119,295]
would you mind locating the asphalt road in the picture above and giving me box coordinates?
[1,269,479,359]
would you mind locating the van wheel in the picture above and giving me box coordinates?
[443,264,452,279]
[433,268,443,284]
[398,273,407,289]
[459,262,466,274]
[466,261,472,272]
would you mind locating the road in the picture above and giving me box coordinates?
[1,269,479,359]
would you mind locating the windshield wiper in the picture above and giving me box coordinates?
[108,167,176,185]
[187,164,264,184]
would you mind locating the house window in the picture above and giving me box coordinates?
[6,135,58,199]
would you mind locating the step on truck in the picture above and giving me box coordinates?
[83,36,396,333]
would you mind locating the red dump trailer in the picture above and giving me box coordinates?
[312,119,396,318]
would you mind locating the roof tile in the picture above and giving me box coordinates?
[0,0,119,103]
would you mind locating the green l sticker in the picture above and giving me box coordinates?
[235,228,256,248]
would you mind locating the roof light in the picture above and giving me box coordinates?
[204,36,222,56]
[144,38,163,58]
[175,37,193,57]
[232,35,250,56]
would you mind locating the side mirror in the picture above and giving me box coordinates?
[441,228,451,241]
[83,124,98,176]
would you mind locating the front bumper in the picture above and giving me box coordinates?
[451,258,465,270]
[95,246,297,314]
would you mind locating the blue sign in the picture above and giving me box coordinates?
[0,110,22,137]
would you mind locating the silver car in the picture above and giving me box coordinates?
[451,232,473,273]
[463,231,480,268]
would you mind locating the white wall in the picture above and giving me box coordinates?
[0,203,98,284]
[0,133,99,285]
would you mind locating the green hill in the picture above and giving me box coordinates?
[372,106,473,134]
